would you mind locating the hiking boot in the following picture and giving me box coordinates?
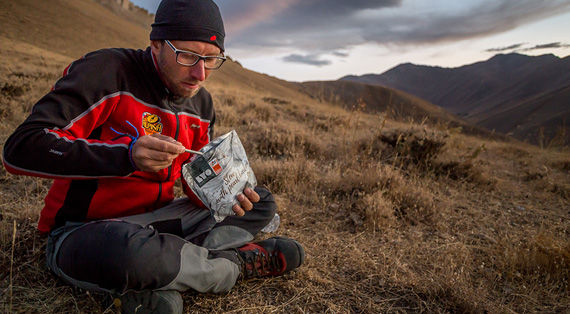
[236,236,305,279]
[113,290,183,314]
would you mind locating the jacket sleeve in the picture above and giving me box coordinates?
[2,50,136,179]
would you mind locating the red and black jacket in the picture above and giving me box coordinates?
[2,47,214,234]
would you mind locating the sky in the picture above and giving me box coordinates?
[131,0,570,82]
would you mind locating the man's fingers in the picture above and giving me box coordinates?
[143,134,185,154]
[237,193,253,211]
[135,147,176,162]
[151,133,183,146]
[243,188,260,203]
[132,134,185,171]
[229,189,258,217]
[232,203,245,216]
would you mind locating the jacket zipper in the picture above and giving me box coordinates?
[166,98,181,181]
[153,98,181,209]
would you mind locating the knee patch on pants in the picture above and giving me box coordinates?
[56,221,186,293]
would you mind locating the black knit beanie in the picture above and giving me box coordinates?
[150,0,225,52]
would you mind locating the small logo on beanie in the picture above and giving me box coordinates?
[210,35,217,41]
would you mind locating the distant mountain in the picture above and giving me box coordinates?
[341,53,570,145]
[292,80,497,139]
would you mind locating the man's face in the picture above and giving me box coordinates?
[151,40,221,98]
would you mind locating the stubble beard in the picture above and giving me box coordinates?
[158,55,202,98]
[164,70,202,98]
[171,79,202,98]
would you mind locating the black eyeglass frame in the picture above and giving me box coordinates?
[165,40,226,69]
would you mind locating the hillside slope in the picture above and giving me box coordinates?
[477,84,570,145]
[294,80,499,139]
[342,53,570,145]
[0,0,149,60]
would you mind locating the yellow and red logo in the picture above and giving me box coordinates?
[142,112,163,135]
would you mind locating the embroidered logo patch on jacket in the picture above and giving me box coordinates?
[142,112,163,135]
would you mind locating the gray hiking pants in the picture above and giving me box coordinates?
[45,187,276,295]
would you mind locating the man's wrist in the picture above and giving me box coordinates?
[128,137,141,171]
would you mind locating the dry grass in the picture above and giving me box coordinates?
[1,7,570,313]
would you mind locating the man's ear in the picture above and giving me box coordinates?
[150,40,162,54]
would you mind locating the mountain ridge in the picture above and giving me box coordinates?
[341,53,570,145]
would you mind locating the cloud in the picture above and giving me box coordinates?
[520,42,570,51]
[281,50,349,67]
[218,0,402,50]
[485,42,570,53]
[282,54,332,66]
[217,0,570,57]
[332,51,350,58]
[133,0,570,71]
[485,43,526,52]
[217,0,303,35]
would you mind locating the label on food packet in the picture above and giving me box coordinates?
[189,157,218,188]
[182,130,257,222]
[209,159,223,175]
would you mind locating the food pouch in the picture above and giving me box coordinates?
[182,130,257,222]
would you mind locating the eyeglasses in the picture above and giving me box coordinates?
[165,40,226,69]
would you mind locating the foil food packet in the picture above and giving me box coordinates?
[182,130,257,222]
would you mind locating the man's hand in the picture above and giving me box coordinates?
[232,188,260,216]
[132,134,185,172]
